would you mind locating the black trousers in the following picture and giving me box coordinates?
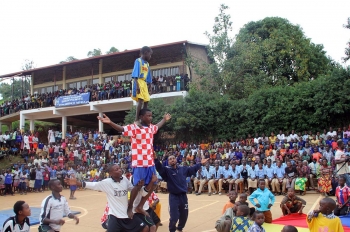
[334,205,349,216]
[5,184,13,195]
[169,193,188,232]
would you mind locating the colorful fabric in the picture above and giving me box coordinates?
[318,175,332,193]
[123,124,158,167]
[295,177,307,191]
[336,185,350,207]
[230,216,253,232]
[307,213,344,232]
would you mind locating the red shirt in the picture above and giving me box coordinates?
[123,123,158,167]
[336,185,350,207]
[69,152,74,161]
[43,171,50,181]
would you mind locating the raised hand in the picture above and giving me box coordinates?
[201,158,209,165]
[97,114,111,124]
[164,113,172,121]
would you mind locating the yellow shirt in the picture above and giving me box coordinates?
[90,169,96,178]
[307,214,344,232]
[269,136,277,144]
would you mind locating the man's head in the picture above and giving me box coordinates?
[287,188,295,198]
[13,201,31,217]
[258,179,266,190]
[106,164,123,180]
[139,109,152,126]
[236,205,250,217]
[168,155,177,167]
[48,179,63,193]
[337,139,345,150]
[140,46,152,62]
[319,198,337,215]
[252,211,265,226]
[281,225,298,232]
[239,193,247,203]
[339,175,346,186]
[228,191,237,202]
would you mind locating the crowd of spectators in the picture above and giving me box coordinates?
[0,126,349,199]
[0,73,190,117]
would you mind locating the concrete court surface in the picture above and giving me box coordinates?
[0,189,323,232]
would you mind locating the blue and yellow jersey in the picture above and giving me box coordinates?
[131,58,152,84]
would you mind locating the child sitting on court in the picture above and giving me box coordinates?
[222,191,238,214]
[307,198,344,232]
[238,193,255,217]
[223,205,253,232]
[248,211,266,232]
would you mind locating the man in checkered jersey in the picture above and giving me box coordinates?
[98,108,171,218]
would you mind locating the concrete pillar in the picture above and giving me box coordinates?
[62,116,67,139]
[30,72,34,95]
[98,112,104,133]
[99,59,103,84]
[29,120,35,133]
[19,112,26,132]
[8,123,12,131]
[62,66,66,89]
[0,121,2,132]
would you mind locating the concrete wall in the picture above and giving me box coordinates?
[186,44,209,82]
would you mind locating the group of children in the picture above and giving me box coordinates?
[217,177,346,232]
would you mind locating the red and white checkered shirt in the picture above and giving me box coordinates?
[123,123,158,167]
[148,191,159,205]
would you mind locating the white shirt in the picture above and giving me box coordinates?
[40,194,71,231]
[2,216,30,232]
[327,131,337,138]
[0,134,3,142]
[85,176,133,218]
[277,134,285,141]
[289,134,299,140]
[335,150,349,175]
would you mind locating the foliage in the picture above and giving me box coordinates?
[0,78,31,101]
[189,6,332,99]
[22,59,36,71]
[87,48,102,57]
[343,17,350,62]
[59,56,78,64]
[106,47,119,54]
[130,67,350,142]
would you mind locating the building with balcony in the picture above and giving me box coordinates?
[0,41,209,137]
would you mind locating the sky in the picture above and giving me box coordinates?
[0,0,349,77]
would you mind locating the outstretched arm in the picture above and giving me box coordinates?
[156,113,171,129]
[97,114,124,132]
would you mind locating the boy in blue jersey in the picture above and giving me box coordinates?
[131,46,153,125]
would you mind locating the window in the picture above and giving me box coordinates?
[105,77,113,82]
[81,81,87,88]
[41,88,45,94]
[68,83,76,89]
[117,75,125,82]
[93,78,99,84]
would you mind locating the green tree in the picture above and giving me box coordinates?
[343,17,350,62]
[0,78,31,100]
[87,48,102,57]
[190,6,332,99]
[21,59,36,71]
[105,47,119,54]
[59,56,78,64]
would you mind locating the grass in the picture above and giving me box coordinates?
[0,155,23,170]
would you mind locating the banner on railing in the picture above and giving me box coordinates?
[55,92,90,108]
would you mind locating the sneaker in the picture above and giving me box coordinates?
[208,193,212,196]
[196,192,201,196]
[212,192,216,195]
[219,192,222,195]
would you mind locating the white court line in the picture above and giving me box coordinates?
[161,201,220,224]
[307,195,323,214]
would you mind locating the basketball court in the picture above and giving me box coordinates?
[0,188,323,232]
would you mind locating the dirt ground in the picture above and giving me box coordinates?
[0,188,324,232]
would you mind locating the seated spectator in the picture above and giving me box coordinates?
[280,188,306,216]
[222,205,253,232]
[334,175,350,216]
[222,191,238,214]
